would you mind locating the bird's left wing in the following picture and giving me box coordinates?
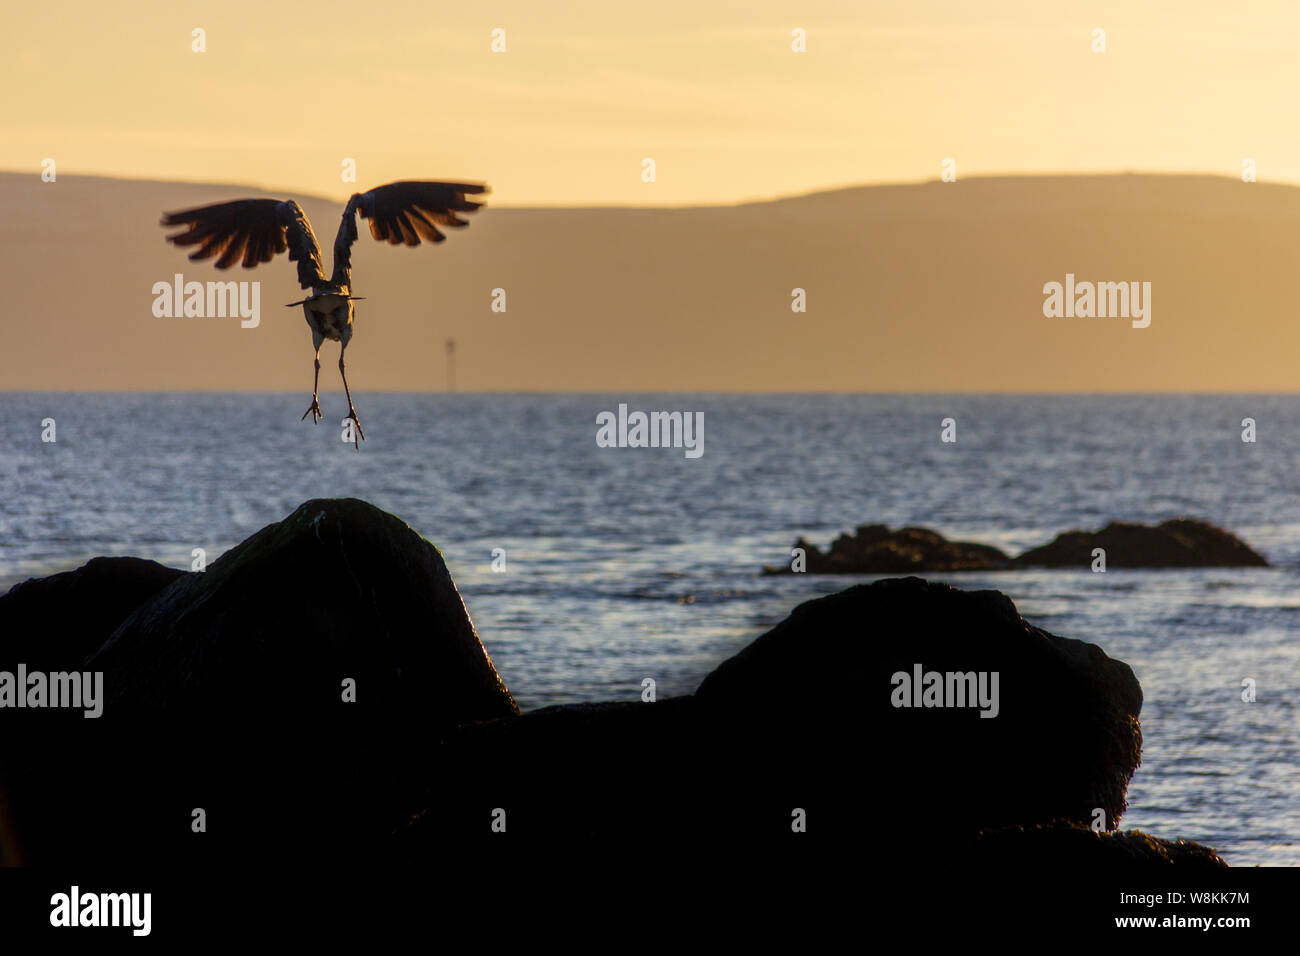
[331,181,488,286]
[160,199,328,289]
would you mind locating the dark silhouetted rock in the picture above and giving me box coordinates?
[0,556,184,865]
[90,497,517,725]
[2,498,517,866]
[975,821,1227,868]
[765,524,1013,574]
[0,556,183,670]
[696,576,1143,837]
[398,698,710,848]
[3,505,1221,870]
[1014,518,1269,569]
[775,517,1268,573]
[397,576,1167,867]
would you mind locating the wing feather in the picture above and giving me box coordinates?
[331,181,487,286]
[160,198,327,289]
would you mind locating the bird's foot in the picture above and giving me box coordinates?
[346,408,366,448]
[301,398,323,424]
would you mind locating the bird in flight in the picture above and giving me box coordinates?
[161,180,488,447]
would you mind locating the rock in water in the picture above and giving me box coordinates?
[695,576,1144,839]
[766,524,1013,574]
[1014,518,1269,568]
[774,517,1268,573]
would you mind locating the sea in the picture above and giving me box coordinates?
[1,393,1296,865]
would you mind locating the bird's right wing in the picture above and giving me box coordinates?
[160,199,328,290]
[331,181,488,286]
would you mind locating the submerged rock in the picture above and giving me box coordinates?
[776,517,1268,573]
[1014,518,1269,569]
[764,524,1013,574]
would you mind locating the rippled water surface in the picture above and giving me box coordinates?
[1,393,1297,864]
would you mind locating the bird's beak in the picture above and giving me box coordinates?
[284,298,309,307]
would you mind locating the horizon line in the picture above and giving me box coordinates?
[0,166,1283,211]
[5,388,1300,397]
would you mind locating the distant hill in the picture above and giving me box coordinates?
[2,171,1297,391]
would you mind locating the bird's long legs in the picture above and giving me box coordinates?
[301,355,323,424]
[339,349,365,448]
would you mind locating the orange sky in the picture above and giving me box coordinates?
[6,1,1300,206]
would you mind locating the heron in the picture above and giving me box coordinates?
[160,180,488,447]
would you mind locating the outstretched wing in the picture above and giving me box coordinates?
[160,199,327,290]
[332,181,488,286]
